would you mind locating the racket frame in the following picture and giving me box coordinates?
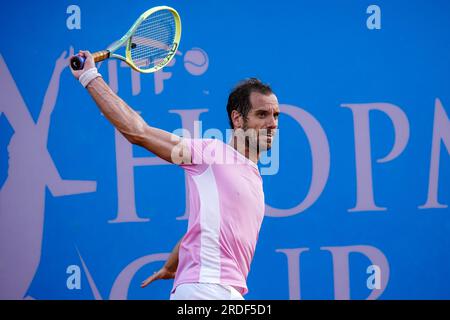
[97,6,181,73]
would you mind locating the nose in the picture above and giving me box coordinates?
[267,114,278,129]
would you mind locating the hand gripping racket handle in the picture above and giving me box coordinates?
[70,50,111,70]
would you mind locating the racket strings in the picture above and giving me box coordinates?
[130,10,176,70]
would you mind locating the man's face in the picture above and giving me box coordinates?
[242,92,280,151]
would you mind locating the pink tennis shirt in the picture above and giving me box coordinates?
[171,138,265,295]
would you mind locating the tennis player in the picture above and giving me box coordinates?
[70,51,279,300]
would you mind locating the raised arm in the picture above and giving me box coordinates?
[70,51,190,164]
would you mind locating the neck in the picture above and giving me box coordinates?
[230,134,260,165]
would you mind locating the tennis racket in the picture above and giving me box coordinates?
[70,6,181,73]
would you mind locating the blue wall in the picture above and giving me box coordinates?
[0,0,449,299]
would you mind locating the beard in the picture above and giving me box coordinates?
[242,122,275,153]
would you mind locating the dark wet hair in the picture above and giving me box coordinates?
[226,78,273,128]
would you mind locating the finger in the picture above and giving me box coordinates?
[78,50,92,58]
[140,276,155,288]
[140,279,149,288]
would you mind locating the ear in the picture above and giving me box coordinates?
[231,110,244,129]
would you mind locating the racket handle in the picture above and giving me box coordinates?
[70,55,85,70]
[92,50,110,62]
[70,50,111,70]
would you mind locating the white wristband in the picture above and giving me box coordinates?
[79,67,102,88]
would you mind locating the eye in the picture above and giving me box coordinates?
[258,112,267,118]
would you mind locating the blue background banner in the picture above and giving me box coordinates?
[0,0,449,299]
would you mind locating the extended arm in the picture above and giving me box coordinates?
[70,51,190,164]
[141,239,181,288]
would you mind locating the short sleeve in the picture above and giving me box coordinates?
[178,138,218,175]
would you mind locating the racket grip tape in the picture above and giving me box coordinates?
[92,50,111,62]
[70,50,111,70]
